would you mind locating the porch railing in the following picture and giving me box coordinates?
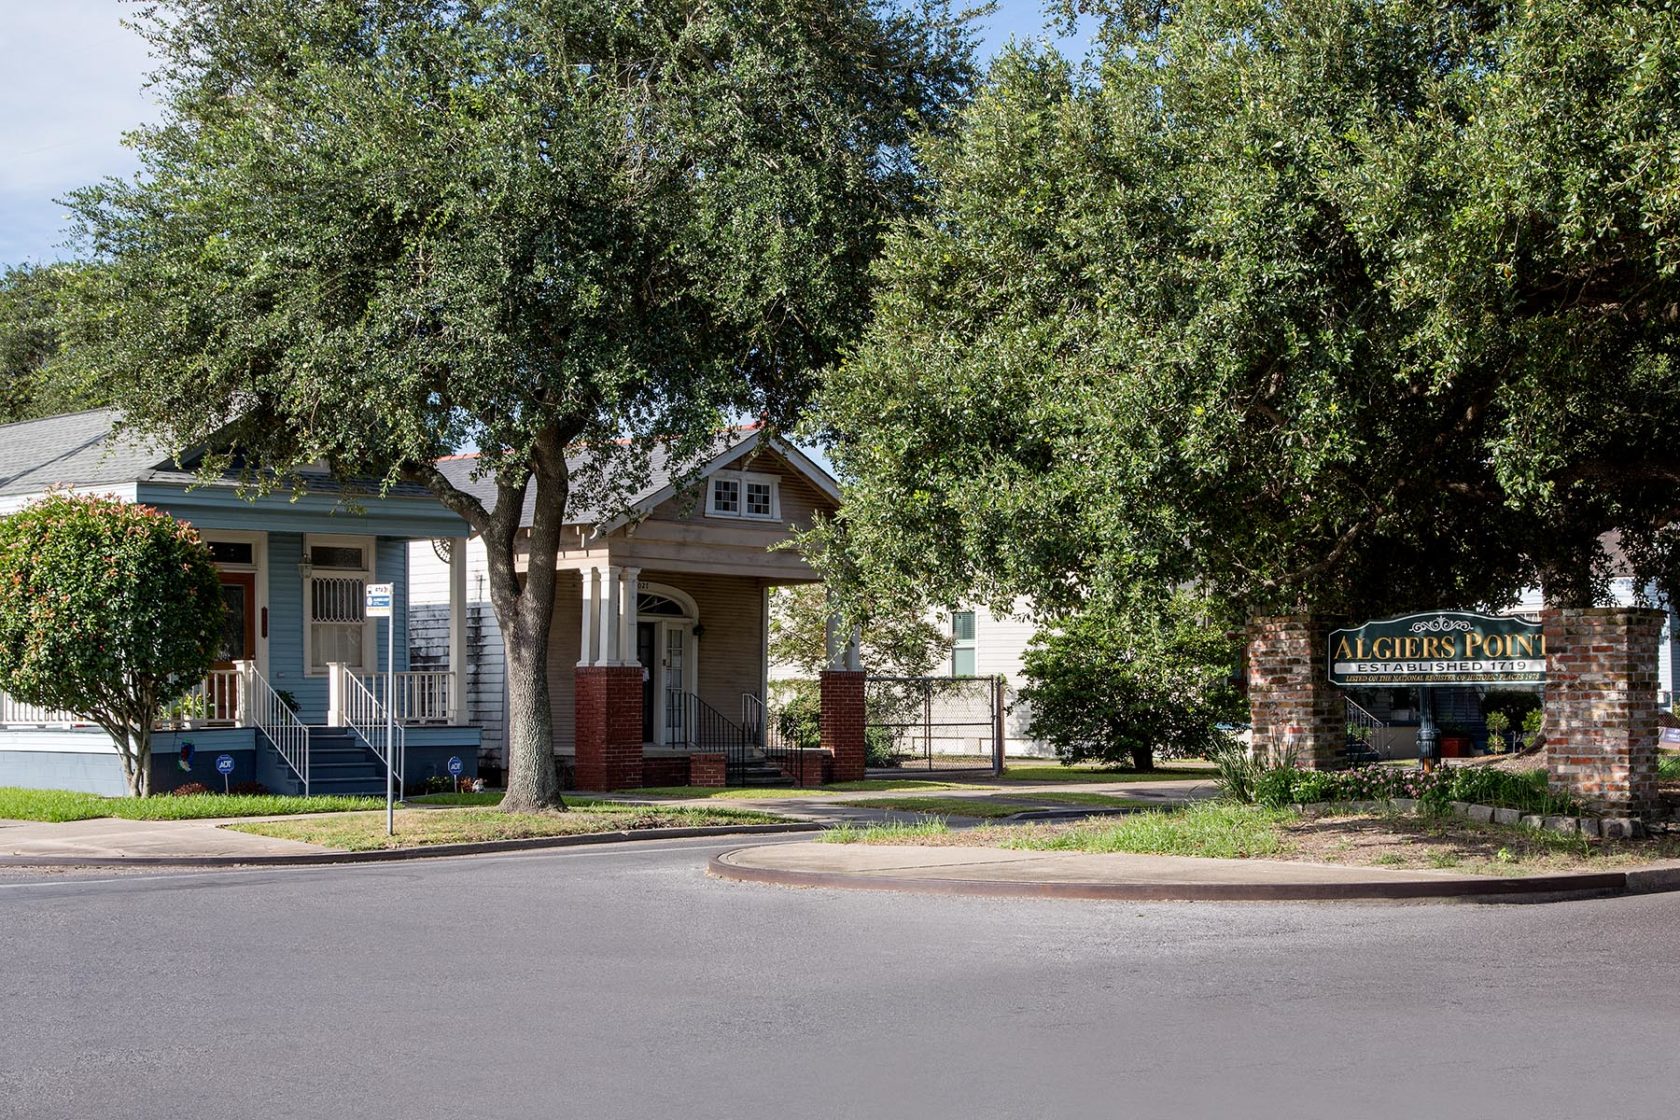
[191,669,244,724]
[337,666,405,786]
[238,662,309,794]
[0,690,83,727]
[361,671,455,726]
[670,689,759,786]
[1345,697,1389,764]
[742,692,819,785]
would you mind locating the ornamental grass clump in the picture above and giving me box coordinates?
[1239,759,1580,816]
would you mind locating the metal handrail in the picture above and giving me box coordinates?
[341,668,406,787]
[671,689,763,786]
[1344,697,1389,763]
[244,666,309,794]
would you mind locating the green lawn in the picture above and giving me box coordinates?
[999,764,1215,784]
[228,803,785,851]
[822,802,1291,859]
[0,786,389,823]
[833,796,1026,819]
[833,792,1164,819]
[622,779,990,799]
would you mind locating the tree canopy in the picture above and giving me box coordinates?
[0,494,223,797]
[769,583,948,679]
[60,0,978,809]
[810,0,1680,624]
[0,263,106,424]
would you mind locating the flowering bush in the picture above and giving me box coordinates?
[0,493,223,796]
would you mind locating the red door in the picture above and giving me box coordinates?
[210,573,257,722]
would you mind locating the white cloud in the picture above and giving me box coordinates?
[0,0,154,262]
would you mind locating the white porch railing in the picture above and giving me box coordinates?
[332,664,405,783]
[236,661,309,793]
[190,669,244,724]
[0,691,83,727]
[362,671,455,726]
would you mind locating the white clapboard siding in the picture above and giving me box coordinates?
[407,538,506,761]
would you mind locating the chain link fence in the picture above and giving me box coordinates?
[866,675,1003,774]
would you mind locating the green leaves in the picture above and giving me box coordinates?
[0,494,224,792]
[816,0,1680,620]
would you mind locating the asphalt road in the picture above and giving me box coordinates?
[1,838,1676,1120]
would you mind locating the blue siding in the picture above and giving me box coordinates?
[138,484,469,539]
[375,537,411,674]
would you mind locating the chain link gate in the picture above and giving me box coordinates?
[865,675,1005,775]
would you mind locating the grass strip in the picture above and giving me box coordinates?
[999,765,1214,785]
[0,786,388,822]
[623,779,988,799]
[833,797,1025,818]
[227,803,785,851]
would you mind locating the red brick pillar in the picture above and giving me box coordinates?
[1247,615,1344,769]
[574,665,644,791]
[1543,607,1662,814]
[821,670,867,782]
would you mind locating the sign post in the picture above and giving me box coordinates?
[1328,611,1545,771]
[215,753,235,795]
[365,582,396,835]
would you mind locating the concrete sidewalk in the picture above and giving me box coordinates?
[0,815,330,859]
[710,840,1680,902]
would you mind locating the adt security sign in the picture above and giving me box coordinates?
[365,583,395,619]
[215,754,236,775]
[447,756,464,777]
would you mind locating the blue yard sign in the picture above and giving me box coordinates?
[447,756,464,777]
[215,754,235,775]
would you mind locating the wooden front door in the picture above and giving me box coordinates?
[211,573,257,721]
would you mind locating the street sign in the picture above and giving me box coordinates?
[447,756,463,777]
[1328,611,1545,687]
[215,754,235,775]
[365,583,394,619]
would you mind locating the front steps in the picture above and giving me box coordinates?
[260,727,392,797]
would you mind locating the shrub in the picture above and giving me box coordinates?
[170,782,209,797]
[229,781,269,796]
[1020,591,1247,772]
[1233,757,1580,816]
[0,493,223,796]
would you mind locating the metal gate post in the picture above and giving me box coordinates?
[992,675,1005,776]
[923,684,933,770]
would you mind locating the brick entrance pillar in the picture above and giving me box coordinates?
[1247,615,1343,769]
[1543,607,1662,814]
[574,665,644,791]
[821,670,867,782]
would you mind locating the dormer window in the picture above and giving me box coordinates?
[706,470,779,521]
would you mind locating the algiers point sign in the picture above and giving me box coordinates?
[1328,611,1545,687]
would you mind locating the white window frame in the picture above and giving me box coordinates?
[951,610,978,678]
[303,534,376,677]
[705,469,781,521]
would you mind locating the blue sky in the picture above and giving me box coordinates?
[0,1,1086,268]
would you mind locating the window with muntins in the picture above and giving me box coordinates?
[306,538,372,673]
[706,470,779,520]
[951,610,977,676]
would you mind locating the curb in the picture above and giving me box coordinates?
[707,847,1680,904]
[0,822,823,869]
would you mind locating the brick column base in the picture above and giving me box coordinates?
[1544,607,1662,814]
[688,753,727,788]
[574,665,645,791]
[821,670,867,783]
[1247,615,1344,770]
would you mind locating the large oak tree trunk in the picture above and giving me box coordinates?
[499,595,562,812]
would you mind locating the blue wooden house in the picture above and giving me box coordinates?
[0,409,480,796]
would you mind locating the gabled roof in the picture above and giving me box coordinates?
[435,427,839,532]
[0,408,436,501]
[0,408,166,497]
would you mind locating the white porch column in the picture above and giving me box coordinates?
[596,566,614,665]
[619,567,641,666]
[847,624,864,672]
[604,564,623,665]
[447,539,468,724]
[579,566,602,667]
[326,662,346,727]
[825,612,844,670]
[232,659,256,727]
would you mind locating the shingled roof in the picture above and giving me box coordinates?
[0,408,168,498]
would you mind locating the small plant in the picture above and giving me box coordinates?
[162,692,208,727]
[274,690,300,714]
[170,781,209,797]
[1210,739,1264,802]
[1484,710,1511,754]
[1521,709,1545,749]
[229,781,269,796]
[1495,847,1516,864]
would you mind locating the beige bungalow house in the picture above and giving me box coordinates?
[409,426,847,788]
